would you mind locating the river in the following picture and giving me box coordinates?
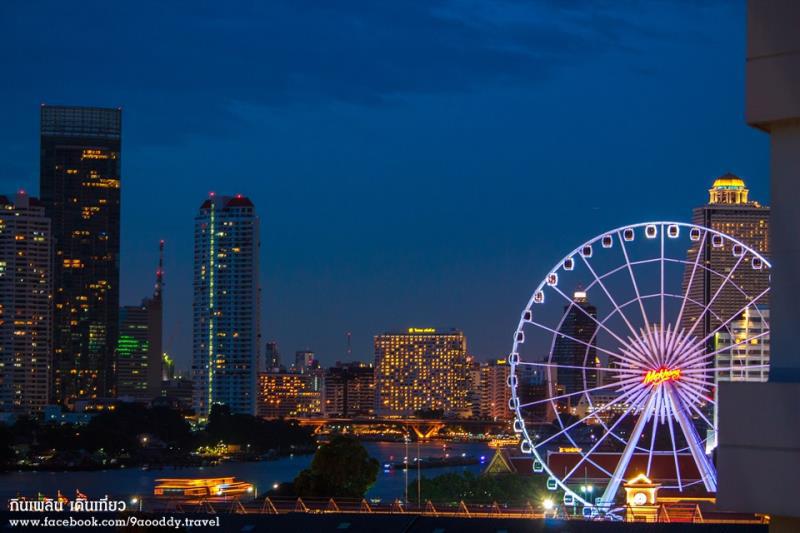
[0,441,494,502]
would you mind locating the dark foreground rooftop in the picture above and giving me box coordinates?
[1,512,768,532]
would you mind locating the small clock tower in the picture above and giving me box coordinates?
[624,473,661,522]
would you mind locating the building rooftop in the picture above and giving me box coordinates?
[199,194,255,210]
[711,173,746,190]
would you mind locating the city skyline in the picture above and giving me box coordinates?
[0,1,770,371]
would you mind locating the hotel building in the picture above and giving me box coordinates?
[682,175,769,344]
[374,328,469,417]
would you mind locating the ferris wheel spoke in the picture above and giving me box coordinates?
[675,380,713,404]
[579,254,643,344]
[549,285,639,354]
[677,330,769,369]
[678,374,713,389]
[617,231,651,333]
[660,225,666,354]
[684,364,770,375]
[697,286,770,347]
[519,376,641,409]
[666,384,717,492]
[617,343,657,370]
[674,386,715,431]
[663,392,683,492]
[673,230,708,332]
[684,252,747,340]
[598,389,659,508]
[533,385,644,449]
[646,388,662,478]
[526,318,627,361]
[517,360,640,375]
[678,384,716,407]
[562,386,651,485]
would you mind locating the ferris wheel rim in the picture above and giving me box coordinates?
[508,221,771,511]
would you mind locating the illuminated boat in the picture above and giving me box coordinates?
[153,477,254,499]
[488,436,521,448]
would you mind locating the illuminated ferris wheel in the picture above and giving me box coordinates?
[507,222,770,516]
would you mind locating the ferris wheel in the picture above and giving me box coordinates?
[507,221,770,515]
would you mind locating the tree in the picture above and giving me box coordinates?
[293,436,379,498]
[413,408,444,419]
[408,471,548,505]
[205,404,314,452]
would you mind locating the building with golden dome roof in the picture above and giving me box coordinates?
[682,174,770,440]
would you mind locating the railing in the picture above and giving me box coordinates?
[142,496,769,524]
[150,496,545,519]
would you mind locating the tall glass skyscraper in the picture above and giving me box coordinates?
[192,195,260,416]
[40,105,121,405]
[0,192,52,414]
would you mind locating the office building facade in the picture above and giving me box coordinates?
[40,105,121,405]
[257,372,321,418]
[322,362,375,417]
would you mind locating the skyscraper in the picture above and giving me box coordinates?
[40,105,121,405]
[374,328,469,417]
[192,194,260,416]
[116,242,163,401]
[552,290,598,405]
[0,192,52,414]
[682,175,770,344]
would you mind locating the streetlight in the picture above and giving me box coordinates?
[542,498,554,512]
[403,434,409,504]
[130,496,142,512]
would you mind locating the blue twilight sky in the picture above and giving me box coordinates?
[0,1,769,372]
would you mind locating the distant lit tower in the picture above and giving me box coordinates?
[40,105,122,405]
[682,175,770,343]
[265,341,281,371]
[552,290,598,405]
[192,195,260,416]
[0,192,52,414]
[294,350,315,373]
[116,241,163,401]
